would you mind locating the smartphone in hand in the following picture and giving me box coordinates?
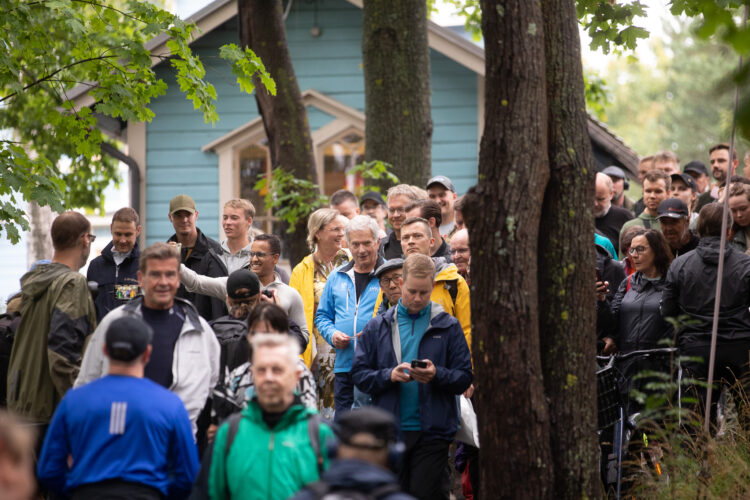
[411,360,428,369]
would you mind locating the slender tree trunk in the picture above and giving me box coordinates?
[538,0,600,496]
[465,1,554,497]
[238,0,316,266]
[27,201,54,265]
[362,0,432,186]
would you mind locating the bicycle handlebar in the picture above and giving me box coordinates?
[597,347,677,362]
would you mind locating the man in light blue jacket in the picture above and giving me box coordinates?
[316,215,384,420]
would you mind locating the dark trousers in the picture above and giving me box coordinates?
[682,340,750,431]
[71,479,163,500]
[334,372,354,421]
[400,431,451,500]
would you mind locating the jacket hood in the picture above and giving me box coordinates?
[20,263,73,302]
[434,261,459,281]
[320,459,400,491]
[243,396,316,428]
[696,236,729,265]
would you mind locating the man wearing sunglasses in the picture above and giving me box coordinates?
[7,211,98,443]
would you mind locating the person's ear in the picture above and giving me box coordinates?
[141,345,153,365]
[135,225,142,237]
[137,270,143,287]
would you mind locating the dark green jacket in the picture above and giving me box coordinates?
[7,263,96,423]
[208,399,333,500]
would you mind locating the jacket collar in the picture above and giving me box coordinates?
[122,295,203,332]
[338,255,385,277]
[100,241,140,263]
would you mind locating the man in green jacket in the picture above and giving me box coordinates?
[208,333,334,500]
[7,211,97,433]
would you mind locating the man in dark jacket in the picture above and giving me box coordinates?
[166,194,223,321]
[87,207,142,322]
[656,198,699,257]
[291,407,414,500]
[352,254,472,500]
[405,199,452,260]
[662,202,750,427]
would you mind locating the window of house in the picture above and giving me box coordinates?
[320,129,365,196]
[238,140,274,234]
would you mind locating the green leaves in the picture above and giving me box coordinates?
[576,0,649,53]
[219,43,277,96]
[347,160,400,196]
[254,168,328,234]
[0,0,273,243]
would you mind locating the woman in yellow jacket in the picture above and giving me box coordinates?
[289,209,350,421]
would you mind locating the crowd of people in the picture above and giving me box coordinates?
[595,143,750,431]
[6,141,750,498]
[1,175,477,500]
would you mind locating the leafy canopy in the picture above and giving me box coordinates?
[0,0,274,243]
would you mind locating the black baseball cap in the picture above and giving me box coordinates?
[374,258,404,278]
[684,160,709,177]
[106,316,153,362]
[359,191,386,208]
[670,173,697,192]
[426,175,456,192]
[657,198,689,219]
[335,407,397,448]
[226,269,261,300]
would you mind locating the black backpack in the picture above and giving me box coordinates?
[209,316,250,374]
[303,481,401,500]
[0,311,21,407]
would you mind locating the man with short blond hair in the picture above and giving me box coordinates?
[87,207,142,321]
[353,253,472,500]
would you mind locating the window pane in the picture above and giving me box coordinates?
[238,144,269,217]
[322,131,365,196]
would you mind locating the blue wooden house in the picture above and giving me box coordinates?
[68,0,638,245]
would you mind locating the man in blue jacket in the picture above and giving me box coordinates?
[352,253,472,500]
[316,215,384,420]
[37,315,199,499]
[86,207,142,322]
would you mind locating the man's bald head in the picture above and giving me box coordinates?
[450,229,470,277]
[595,173,613,218]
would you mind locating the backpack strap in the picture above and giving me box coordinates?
[445,279,459,311]
[626,273,633,293]
[307,412,324,476]
[224,412,242,459]
[643,219,651,229]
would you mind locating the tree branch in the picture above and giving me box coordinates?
[1,55,118,103]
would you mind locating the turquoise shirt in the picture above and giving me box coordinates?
[397,300,431,430]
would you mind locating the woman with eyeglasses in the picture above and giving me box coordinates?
[599,230,675,356]
[289,208,350,421]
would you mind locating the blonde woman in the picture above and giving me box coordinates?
[289,208,350,421]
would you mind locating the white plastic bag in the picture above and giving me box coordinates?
[455,396,480,448]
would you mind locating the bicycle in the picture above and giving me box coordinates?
[597,347,682,499]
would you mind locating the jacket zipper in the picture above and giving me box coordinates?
[268,432,275,500]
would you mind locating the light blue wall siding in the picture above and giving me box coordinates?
[144,0,478,244]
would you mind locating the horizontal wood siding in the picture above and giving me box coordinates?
[144,0,479,244]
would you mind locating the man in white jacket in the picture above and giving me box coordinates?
[75,242,220,436]
[179,234,309,350]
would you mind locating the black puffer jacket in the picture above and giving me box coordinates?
[599,272,673,352]
[662,236,750,347]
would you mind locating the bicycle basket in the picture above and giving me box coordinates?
[597,357,620,430]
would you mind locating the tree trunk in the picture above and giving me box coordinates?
[465,1,554,497]
[238,0,317,266]
[362,0,432,186]
[538,0,600,496]
[27,201,54,265]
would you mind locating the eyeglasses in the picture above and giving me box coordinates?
[379,275,402,286]
[628,245,649,256]
[450,247,469,255]
[388,207,406,215]
[249,251,277,258]
[86,234,97,243]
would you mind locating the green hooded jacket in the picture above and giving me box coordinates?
[7,263,96,423]
[208,398,333,500]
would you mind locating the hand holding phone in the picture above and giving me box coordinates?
[411,360,428,369]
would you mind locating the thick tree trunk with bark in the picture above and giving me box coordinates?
[538,0,600,497]
[362,0,432,186]
[464,1,554,497]
[239,0,316,266]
